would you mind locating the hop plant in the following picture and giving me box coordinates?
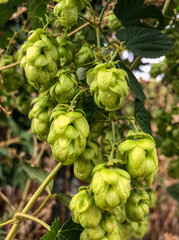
[70,187,101,228]
[147,189,157,209]
[53,0,85,28]
[125,190,149,222]
[20,28,59,91]
[57,36,75,66]
[47,105,90,165]
[74,44,94,66]
[168,158,179,179]
[29,94,55,141]
[80,214,121,240]
[49,69,78,103]
[131,217,149,239]
[91,163,131,211]
[112,205,127,223]
[74,140,103,182]
[118,130,158,187]
[87,63,128,111]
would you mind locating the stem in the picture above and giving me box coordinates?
[109,121,115,161]
[110,49,119,62]
[130,120,139,133]
[31,194,52,216]
[129,56,141,71]
[0,62,20,72]
[70,89,85,107]
[96,28,101,49]
[86,1,96,24]
[162,0,171,15]
[98,0,113,23]
[14,213,50,231]
[68,22,90,37]
[5,162,62,240]
[17,179,31,212]
[0,191,17,213]
[0,219,17,227]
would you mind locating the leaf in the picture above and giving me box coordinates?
[57,217,83,240]
[27,0,48,29]
[0,147,9,157]
[0,0,24,25]
[76,67,89,81]
[116,27,174,58]
[41,218,60,240]
[135,99,152,135]
[117,62,146,101]
[22,164,54,194]
[0,30,12,48]
[166,183,179,202]
[114,0,164,28]
[55,193,72,208]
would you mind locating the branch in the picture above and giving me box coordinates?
[0,62,20,71]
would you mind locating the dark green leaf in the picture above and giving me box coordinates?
[135,99,152,135]
[41,218,60,240]
[27,0,47,29]
[0,0,24,25]
[22,164,54,194]
[116,27,174,58]
[117,62,146,101]
[0,148,9,157]
[114,0,164,28]
[166,183,179,202]
[57,217,83,240]
[55,193,72,208]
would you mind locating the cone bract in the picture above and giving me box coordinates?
[125,190,149,222]
[47,105,90,165]
[49,69,78,103]
[87,63,128,111]
[91,163,131,211]
[118,130,158,187]
[74,44,94,66]
[70,187,101,228]
[20,29,59,91]
[29,94,55,141]
[74,140,103,182]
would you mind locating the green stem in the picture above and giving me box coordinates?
[70,89,86,107]
[130,120,139,133]
[14,213,50,231]
[0,219,17,227]
[109,121,115,161]
[98,0,113,23]
[31,194,52,217]
[86,1,96,24]
[162,0,171,15]
[110,49,119,62]
[129,56,141,71]
[43,17,57,30]
[5,162,62,240]
[96,27,101,49]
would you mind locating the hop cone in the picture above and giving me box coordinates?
[20,28,59,91]
[70,187,101,228]
[80,214,121,240]
[91,163,131,211]
[53,0,85,27]
[57,36,75,66]
[49,69,78,103]
[74,44,94,66]
[131,217,149,239]
[118,130,158,187]
[29,94,55,141]
[147,189,157,209]
[125,190,149,222]
[17,94,31,115]
[74,140,103,182]
[87,63,128,111]
[47,105,90,165]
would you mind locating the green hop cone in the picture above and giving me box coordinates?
[106,13,123,31]
[125,189,149,222]
[16,94,31,115]
[29,94,55,141]
[87,63,128,111]
[119,222,133,240]
[20,28,59,91]
[161,138,178,157]
[70,187,101,228]
[49,69,78,103]
[74,140,103,182]
[112,205,127,223]
[80,213,121,240]
[74,44,94,66]
[168,159,179,179]
[47,105,90,165]
[57,36,75,66]
[118,130,158,187]
[131,217,149,239]
[91,163,131,211]
[54,0,85,28]
[147,189,157,209]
